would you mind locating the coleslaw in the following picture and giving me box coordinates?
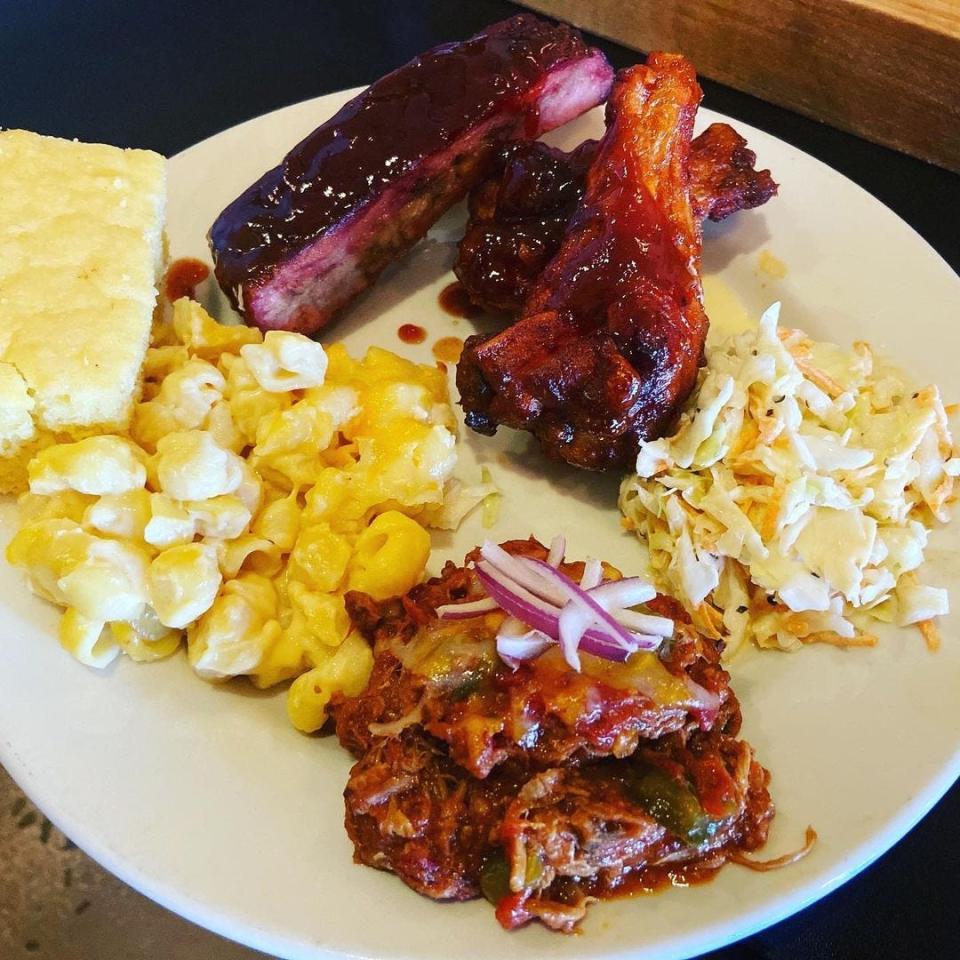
[619,303,959,656]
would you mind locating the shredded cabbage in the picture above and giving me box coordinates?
[619,303,958,655]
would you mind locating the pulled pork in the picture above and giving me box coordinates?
[330,539,774,932]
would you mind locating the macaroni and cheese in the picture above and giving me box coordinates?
[8,298,469,731]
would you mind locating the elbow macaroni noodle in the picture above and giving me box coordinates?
[7,298,461,732]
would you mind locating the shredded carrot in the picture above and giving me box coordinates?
[761,480,784,541]
[777,327,811,353]
[730,826,818,871]
[730,419,758,457]
[696,603,725,640]
[801,631,878,648]
[795,358,845,398]
[945,402,959,417]
[750,588,787,614]
[918,619,940,652]
[747,390,768,426]
[922,385,954,453]
[620,516,635,531]
[736,472,772,487]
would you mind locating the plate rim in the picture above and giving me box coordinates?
[2,86,959,960]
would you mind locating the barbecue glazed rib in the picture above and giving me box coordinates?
[455,123,777,314]
[457,55,711,471]
[331,540,774,932]
[208,15,614,336]
[454,139,597,316]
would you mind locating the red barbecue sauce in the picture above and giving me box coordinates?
[438,281,482,319]
[165,258,210,302]
[432,337,464,363]
[398,323,428,344]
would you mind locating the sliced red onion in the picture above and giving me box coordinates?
[480,541,566,605]
[546,535,565,568]
[496,632,554,669]
[475,564,562,635]
[440,546,670,673]
[580,558,603,590]
[614,607,674,637]
[577,633,636,663]
[496,616,554,669]
[588,578,656,609]
[522,557,648,653]
[481,562,646,655]
[435,596,499,619]
[476,564,642,662]
[440,566,670,639]
[558,602,588,671]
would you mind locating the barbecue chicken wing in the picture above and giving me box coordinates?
[455,123,776,315]
[458,54,709,471]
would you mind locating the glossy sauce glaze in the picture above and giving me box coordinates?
[454,141,596,314]
[455,125,776,317]
[457,57,709,471]
[496,853,724,920]
[208,15,601,298]
[164,257,210,302]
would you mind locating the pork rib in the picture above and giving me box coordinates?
[208,15,614,335]
[457,55,708,471]
[454,123,776,314]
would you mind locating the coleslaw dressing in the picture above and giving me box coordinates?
[702,275,753,347]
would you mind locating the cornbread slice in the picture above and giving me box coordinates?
[0,129,166,493]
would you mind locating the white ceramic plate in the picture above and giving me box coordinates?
[2,89,959,960]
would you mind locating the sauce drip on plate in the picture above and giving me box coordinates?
[438,281,482,319]
[165,258,210,302]
[433,336,464,362]
[398,323,427,344]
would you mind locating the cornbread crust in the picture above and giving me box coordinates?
[0,130,166,493]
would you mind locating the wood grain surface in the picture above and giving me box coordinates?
[517,0,960,172]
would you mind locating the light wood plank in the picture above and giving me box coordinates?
[518,0,960,171]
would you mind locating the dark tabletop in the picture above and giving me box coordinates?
[4,1,960,958]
